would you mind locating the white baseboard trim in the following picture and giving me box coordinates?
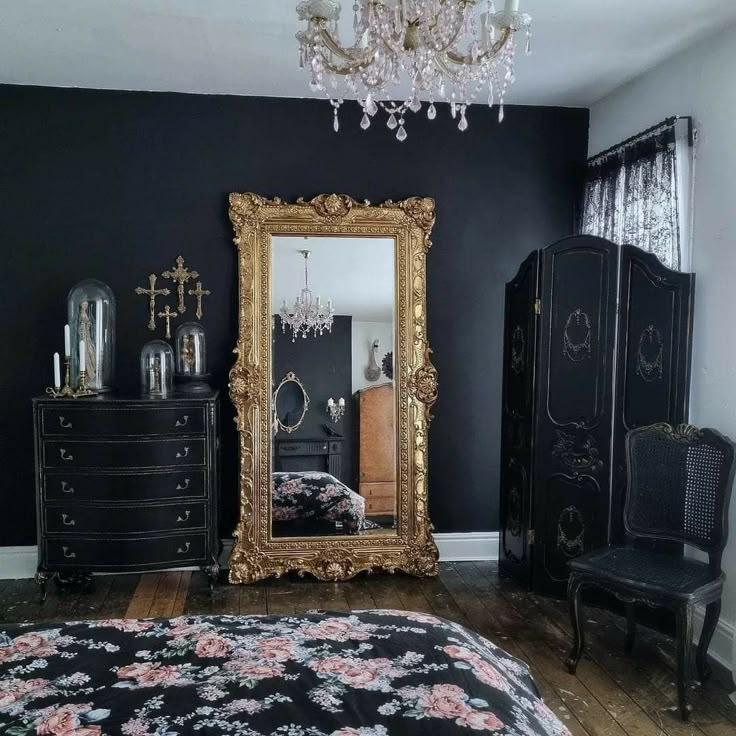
[693,605,735,676]
[1,533,499,581]
[434,532,499,562]
[0,546,37,580]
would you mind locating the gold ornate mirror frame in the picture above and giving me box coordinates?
[228,192,439,583]
[272,372,310,434]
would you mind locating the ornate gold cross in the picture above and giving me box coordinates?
[188,281,211,320]
[162,256,199,314]
[135,274,170,330]
[158,304,178,339]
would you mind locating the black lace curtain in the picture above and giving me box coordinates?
[581,122,681,270]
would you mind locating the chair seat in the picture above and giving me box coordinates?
[569,546,724,601]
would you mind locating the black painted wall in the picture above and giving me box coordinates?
[0,84,588,546]
[273,315,355,487]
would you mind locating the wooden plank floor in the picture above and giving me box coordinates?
[1,562,734,736]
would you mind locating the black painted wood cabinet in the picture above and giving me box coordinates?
[499,236,694,595]
[33,392,220,595]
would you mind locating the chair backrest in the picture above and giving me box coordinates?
[625,423,736,565]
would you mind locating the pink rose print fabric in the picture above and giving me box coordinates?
[0,610,571,736]
[272,472,380,534]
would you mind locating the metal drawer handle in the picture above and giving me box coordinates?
[61,513,75,526]
[176,446,190,459]
[176,510,191,523]
[58,416,73,429]
[175,415,189,427]
[59,448,74,461]
[60,481,75,494]
[176,478,191,491]
[62,546,76,559]
[177,541,191,554]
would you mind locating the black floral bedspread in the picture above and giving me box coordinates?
[0,610,570,736]
[272,472,371,534]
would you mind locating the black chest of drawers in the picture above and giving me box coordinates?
[33,393,220,597]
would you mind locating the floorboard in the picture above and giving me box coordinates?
[1,562,734,734]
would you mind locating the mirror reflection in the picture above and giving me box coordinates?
[271,236,396,538]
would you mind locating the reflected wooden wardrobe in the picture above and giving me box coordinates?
[357,384,396,518]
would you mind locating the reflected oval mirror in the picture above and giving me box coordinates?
[273,372,309,433]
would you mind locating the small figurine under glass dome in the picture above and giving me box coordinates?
[141,340,174,397]
[68,279,116,392]
[175,322,210,392]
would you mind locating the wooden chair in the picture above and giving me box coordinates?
[565,423,735,720]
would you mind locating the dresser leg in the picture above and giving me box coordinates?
[34,571,53,604]
[204,563,220,595]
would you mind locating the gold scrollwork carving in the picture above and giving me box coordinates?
[227,192,439,583]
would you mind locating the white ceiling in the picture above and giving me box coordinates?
[272,236,395,322]
[2,1,736,106]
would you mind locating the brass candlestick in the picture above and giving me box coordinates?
[46,356,76,398]
[74,369,97,397]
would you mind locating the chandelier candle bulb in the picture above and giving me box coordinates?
[505,0,520,12]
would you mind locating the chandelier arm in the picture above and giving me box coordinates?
[445,27,512,66]
[318,27,375,66]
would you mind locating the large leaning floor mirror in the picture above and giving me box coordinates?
[228,193,439,582]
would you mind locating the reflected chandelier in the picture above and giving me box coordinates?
[279,250,335,341]
[296,0,532,140]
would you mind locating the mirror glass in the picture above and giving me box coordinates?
[271,235,396,538]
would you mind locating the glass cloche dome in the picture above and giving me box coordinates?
[175,321,210,391]
[68,279,115,392]
[140,340,174,397]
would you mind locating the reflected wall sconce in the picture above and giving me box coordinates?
[327,396,345,423]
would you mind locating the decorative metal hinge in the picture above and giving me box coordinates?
[527,529,536,545]
[534,299,541,315]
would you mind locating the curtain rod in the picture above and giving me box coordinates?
[588,115,693,165]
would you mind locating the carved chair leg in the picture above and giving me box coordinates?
[566,574,586,674]
[676,604,693,721]
[696,599,721,682]
[625,603,636,655]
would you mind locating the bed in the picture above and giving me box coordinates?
[272,471,376,535]
[0,610,569,735]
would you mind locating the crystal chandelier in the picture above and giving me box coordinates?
[296,0,532,140]
[279,250,335,341]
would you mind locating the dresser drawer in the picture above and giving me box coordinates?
[45,501,206,535]
[43,470,206,502]
[365,498,395,514]
[42,406,205,437]
[44,533,208,569]
[43,439,206,469]
[360,482,396,499]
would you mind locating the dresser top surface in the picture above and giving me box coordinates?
[34,390,219,406]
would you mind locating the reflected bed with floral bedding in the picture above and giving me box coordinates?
[0,610,570,736]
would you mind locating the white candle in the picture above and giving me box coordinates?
[64,324,71,357]
[339,397,345,407]
[505,0,520,13]
[53,353,61,389]
[328,397,334,407]
[79,340,86,373]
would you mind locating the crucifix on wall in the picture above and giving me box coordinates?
[134,274,170,330]
[158,304,178,339]
[188,281,211,320]
[162,256,199,314]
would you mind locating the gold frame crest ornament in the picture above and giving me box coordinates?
[228,193,439,583]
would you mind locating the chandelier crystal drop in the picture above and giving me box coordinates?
[296,0,532,140]
[279,250,335,341]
